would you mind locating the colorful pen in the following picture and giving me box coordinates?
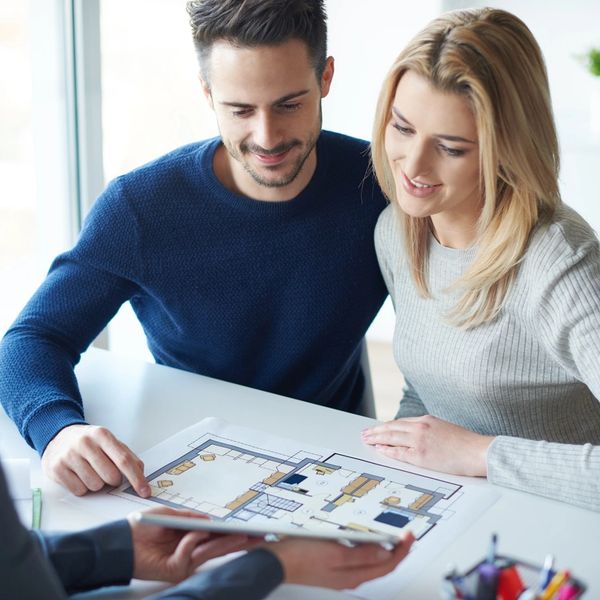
[537,554,555,593]
[556,582,581,600]
[539,570,570,600]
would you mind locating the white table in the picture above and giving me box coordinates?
[1,348,598,598]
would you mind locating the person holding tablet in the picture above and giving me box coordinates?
[0,462,413,599]
[362,7,600,510]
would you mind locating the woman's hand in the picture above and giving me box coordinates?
[361,416,494,477]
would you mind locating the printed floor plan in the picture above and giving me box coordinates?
[119,427,465,541]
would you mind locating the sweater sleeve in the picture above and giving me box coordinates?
[487,220,600,511]
[0,179,141,454]
[487,437,600,511]
[149,549,284,600]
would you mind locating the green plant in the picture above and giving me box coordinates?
[588,48,600,77]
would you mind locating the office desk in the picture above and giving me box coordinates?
[1,348,599,599]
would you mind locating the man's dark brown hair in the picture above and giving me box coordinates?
[186,0,328,84]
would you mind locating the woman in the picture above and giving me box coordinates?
[362,8,600,510]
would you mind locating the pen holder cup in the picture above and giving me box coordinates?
[441,554,587,599]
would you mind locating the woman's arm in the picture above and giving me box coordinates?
[487,437,600,510]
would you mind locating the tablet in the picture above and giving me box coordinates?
[133,512,401,548]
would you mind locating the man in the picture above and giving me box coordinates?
[0,463,414,599]
[0,0,387,497]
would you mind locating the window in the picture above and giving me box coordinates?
[0,0,74,335]
[99,0,217,358]
[100,0,216,182]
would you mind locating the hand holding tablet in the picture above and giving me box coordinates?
[133,511,404,549]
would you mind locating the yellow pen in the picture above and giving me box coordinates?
[538,570,570,600]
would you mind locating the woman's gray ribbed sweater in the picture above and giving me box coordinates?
[375,203,600,511]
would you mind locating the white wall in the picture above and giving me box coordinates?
[445,0,600,232]
[323,0,441,140]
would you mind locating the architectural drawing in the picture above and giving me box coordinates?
[118,427,466,541]
[78,418,499,598]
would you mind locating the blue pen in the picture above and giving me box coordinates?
[538,554,555,593]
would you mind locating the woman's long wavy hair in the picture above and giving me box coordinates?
[371,8,561,328]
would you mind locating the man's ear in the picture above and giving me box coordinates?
[320,56,335,98]
[198,74,213,109]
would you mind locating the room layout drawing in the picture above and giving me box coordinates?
[117,426,465,541]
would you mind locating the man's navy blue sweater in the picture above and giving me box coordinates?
[0,131,388,454]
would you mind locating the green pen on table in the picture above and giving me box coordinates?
[31,487,42,529]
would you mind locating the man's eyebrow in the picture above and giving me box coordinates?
[220,89,311,108]
[391,106,477,144]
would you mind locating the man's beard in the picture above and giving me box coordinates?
[225,133,318,189]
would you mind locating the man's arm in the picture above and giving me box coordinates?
[0,180,148,496]
[148,549,284,600]
[0,465,67,600]
[151,533,415,600]
[34,520,134,594]
[36,511,250,594]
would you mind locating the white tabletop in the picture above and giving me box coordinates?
[1,347,598,599]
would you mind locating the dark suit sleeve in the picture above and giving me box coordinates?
[149,549,285,600]
[0,464,66,600]
[34,519,134,594]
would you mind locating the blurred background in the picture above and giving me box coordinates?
[1,0,599,418]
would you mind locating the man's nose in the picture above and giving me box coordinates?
[253,112,283,151]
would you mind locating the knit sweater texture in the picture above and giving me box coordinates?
[375,203,600,511]
[0,131,387,454]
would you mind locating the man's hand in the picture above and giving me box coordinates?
[269,530,414,589]
[361,416,494,477]
[42,424,150,497]
[127,507,254,582]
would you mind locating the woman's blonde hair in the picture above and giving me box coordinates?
[371,8,561,328]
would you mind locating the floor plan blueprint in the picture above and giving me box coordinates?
[88,417,498,598]
[116,425,463,543]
